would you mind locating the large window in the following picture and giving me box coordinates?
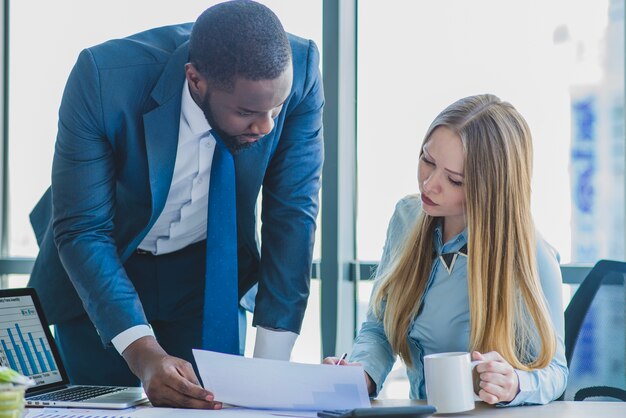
[357,0,624,265]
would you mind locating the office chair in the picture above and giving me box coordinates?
[564,260,626,401]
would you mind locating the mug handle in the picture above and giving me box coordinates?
[470,360,487,401]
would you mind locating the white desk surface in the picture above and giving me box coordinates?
[25,400,626,417]
[376,399,626,417]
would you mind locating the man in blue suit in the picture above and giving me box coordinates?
[28,0,323,409]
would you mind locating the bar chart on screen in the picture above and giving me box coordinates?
[0,295,59,384]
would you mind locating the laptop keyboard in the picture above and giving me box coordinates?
[28,386,126,401]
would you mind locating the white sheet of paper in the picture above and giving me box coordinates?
[193,349,371,411]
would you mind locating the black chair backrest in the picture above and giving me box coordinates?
[564,260,626,401]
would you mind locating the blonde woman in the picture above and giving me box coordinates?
[326,94,568,405]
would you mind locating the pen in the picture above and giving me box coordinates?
[335,352,347,366]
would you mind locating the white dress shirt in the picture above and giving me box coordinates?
[112,82,296,360]
[137,79,214,255]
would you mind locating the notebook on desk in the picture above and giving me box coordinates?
[0,287,148,409]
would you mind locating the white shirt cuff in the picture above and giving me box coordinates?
[111,324,155,355]
[500,369,534,407]
[253,326,297,360]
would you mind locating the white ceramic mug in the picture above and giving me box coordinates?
[424,352,484,414]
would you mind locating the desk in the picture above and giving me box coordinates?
[25,400,626,417]
[376,399,626,417]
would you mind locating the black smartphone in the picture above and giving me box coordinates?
[317,405,436,418]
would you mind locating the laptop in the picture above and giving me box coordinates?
[0,287,148,409]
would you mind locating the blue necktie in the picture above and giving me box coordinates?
[202,131,239,354]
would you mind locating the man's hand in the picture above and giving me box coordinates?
[122,336,221,409]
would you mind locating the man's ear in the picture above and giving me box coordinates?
[185,63,208,97]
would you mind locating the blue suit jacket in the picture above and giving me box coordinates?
[28,23,324,345]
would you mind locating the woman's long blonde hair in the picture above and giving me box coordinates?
[372,94,556,370]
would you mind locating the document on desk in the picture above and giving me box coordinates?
[193,349,371,411]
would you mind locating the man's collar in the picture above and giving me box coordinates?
[181,81,211,136]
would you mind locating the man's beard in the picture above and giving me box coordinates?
[200,96,256,155]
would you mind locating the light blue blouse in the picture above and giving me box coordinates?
[350,195,568,406]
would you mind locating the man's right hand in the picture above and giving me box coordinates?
[122,336,221,409]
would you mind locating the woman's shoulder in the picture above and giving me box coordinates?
[382,195,422,256]
[534,231,563,289]
[535,231,561,265]
[376,195,423,280]
[390,194,422,229]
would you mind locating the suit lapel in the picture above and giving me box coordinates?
[142,42,189,225]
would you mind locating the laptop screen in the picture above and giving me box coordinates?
[0,289,65,389]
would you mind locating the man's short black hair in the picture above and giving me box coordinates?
[189,0,292,91]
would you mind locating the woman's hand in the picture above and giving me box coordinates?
[472,351,520,404]
[323,357,376,395]
[322,356,348,366]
